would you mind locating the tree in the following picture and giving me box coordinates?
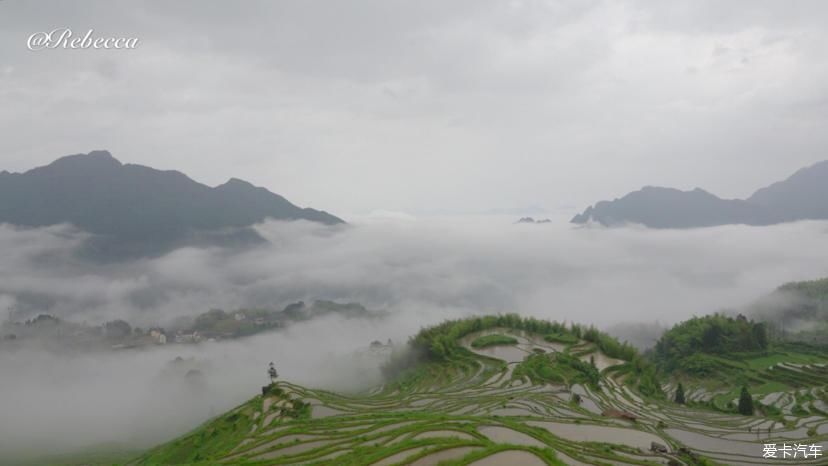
[104,319,132,339]
[738,386,754,415]
[752,322,769,350]
[701,324,722,352]
[674,382,686,404]
[268,362,278,383]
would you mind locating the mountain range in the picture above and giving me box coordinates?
[571,160,828,228]
[0,151,343,259]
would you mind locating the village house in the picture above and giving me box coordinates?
[175,330,201,344]
[149,328,167,345]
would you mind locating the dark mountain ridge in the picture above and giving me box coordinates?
[0,150,344,259]
[572,160,828,228]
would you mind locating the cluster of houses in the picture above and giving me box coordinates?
[4,301,370,350]
[148,328,205,345]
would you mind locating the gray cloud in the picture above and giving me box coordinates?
[2,1,828,214]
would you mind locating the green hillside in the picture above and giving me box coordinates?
[652,313,828,424]
[752,277,828,344]
[131,315,828,466]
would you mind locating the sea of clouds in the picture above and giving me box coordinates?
[2,214,828,458]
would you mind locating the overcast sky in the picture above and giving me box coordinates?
[1,0,827,216]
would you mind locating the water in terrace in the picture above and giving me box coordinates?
[665,428,828,458]
[477,425,546,447]
[466,342,529,363]
[571,384,603,415]
[311,404,347,418]
[252,439,330,460]
[526,420,668,451]
[371,446,429,466]
[408,446,481,466]
[468,450,546,466]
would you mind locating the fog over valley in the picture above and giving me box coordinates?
[5,215,828,327]
[2,215,828,458]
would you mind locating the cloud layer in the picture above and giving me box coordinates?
[4,216,828,326]
[2,216,828,458]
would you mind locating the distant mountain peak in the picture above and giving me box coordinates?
[572,160,828,228]
[218,177,256,189]
[48,150,122,167]
[88,149,117,159]
[516,216,551,224]
[0,150,344,260]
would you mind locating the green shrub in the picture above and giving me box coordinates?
[471,334,518,348]
[514,352,600,388]
[544,332,578,345]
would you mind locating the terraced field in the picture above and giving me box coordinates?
[133,327,828,465]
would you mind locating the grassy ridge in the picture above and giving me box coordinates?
[512,352,600,388]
